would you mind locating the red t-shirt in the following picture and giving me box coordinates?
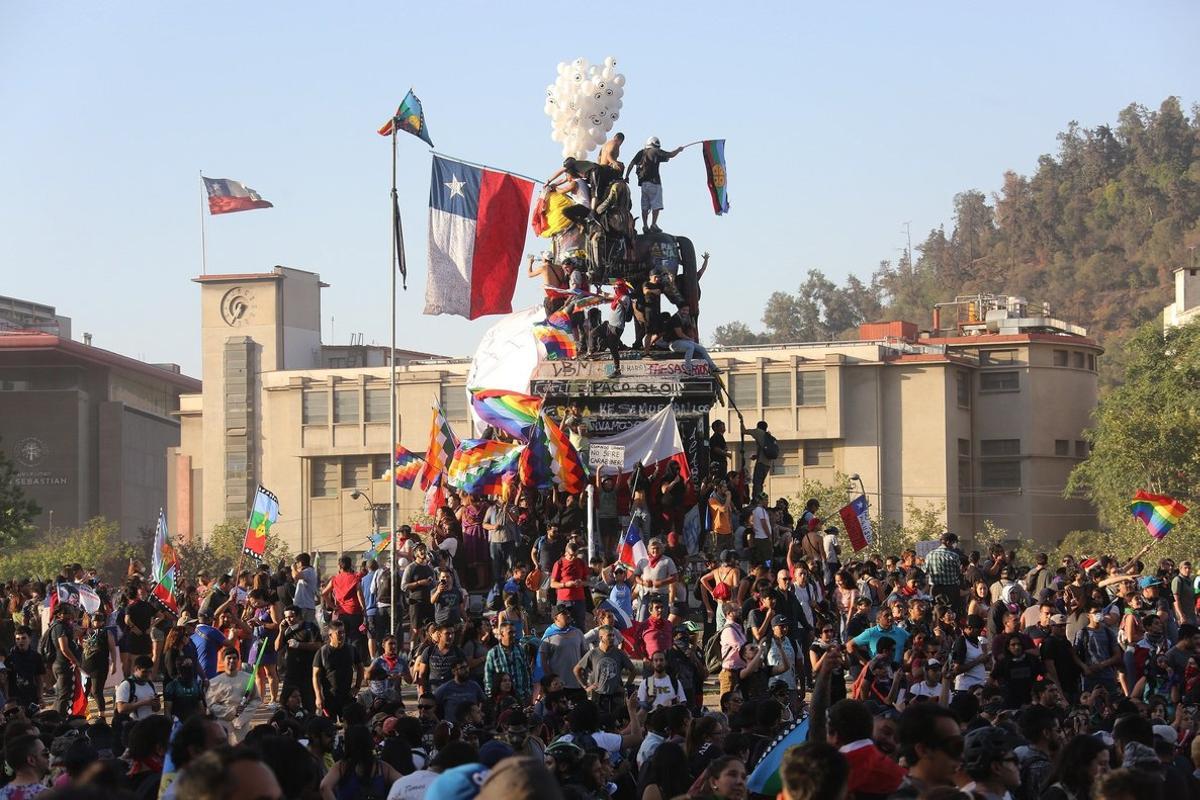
[331,572,363,615]
[551,558,588,602]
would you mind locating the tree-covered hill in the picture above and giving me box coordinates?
[715,97,1200,387]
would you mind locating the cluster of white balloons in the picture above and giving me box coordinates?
[543,56,626,160]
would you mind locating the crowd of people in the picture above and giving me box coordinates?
[0,432,1196,800]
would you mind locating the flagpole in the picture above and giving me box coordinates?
[199,171,208,275]
[389,127,398,639]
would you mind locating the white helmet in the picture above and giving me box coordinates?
[646,136,661,148]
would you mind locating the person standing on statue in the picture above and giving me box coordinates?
[625,137,684,232]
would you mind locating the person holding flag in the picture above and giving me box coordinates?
[48,603,85,717]
[208,647,262,743]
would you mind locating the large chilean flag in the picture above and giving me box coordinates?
[424,155,535,320]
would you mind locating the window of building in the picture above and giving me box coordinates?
[797,371,826,406]
[341,456,373,489]
[440,386,468,420]
[980,460,1021,489]
[1072,352,1085,369]
[770,443,800,476]
[333,388,360,424]
[1055,439,1069,456]
[310,458,339,497]
[956,371,971,408]
[983,349,1017,365]
[365,388,390,423]
[1053,350,1068,367]
[803,440,834,467]
[958,438,971,457]
[372,453,391,478]
[1075,440,1089,458]
[957,459,972,513]
[225,452,248,479]
[980,439,1020,456]
[764,372,791,407]
[302,389,328,425]
[730,373,757,407]
[1087,354,1096,371]
[980,371,1019,392]
[327,357,347,369]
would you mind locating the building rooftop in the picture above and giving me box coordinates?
[193,265,330,288]
[0,331,201,391]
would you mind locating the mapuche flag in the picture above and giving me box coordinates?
[424,155,535,320]
[378,88,434,146]
[701,139,730,215]
[202,177,273,215]
[242,486,280,560]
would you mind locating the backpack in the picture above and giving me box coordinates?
[762,433,780,460]
[38,625,59,667]
[373,568,391,606]
[704,625,729,675]
[82,628,108,671]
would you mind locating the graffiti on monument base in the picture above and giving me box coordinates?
[594,399,712,418]
[530,379,684,397]
[533,360,710,380]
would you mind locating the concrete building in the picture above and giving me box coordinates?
[170,267,469,566]
[1164,266,1200,331]
[712,294,1102,544]
[171,270,1101,557]
[0,304,200,541]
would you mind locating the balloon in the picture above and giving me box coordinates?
[604,56,616,69]
[609,112,619,122]
[612,74,625,87]
[557,62,568,74]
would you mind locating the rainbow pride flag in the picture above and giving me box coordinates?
[470,389,542,441]
[1131,490,1189,540]
[382,444,425,489]
[448,439,523,495]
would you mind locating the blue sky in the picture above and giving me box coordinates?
[1,1,1195,376]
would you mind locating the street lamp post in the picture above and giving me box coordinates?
[349,488,381,542]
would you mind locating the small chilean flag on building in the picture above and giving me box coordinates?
[838,494,874,552]
[202,177,273,215]
[619,520,649,570]
[424,155,535,320]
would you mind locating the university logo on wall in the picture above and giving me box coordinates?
[14,437,46,468]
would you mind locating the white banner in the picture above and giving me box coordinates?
[588,444,626,469]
